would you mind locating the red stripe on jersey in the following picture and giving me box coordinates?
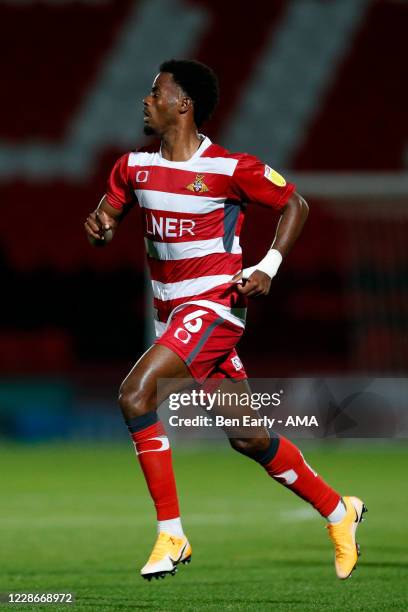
[148,252,242,283]
[131,165,233,197]
[154,283,247,323]
[143,208,225,243]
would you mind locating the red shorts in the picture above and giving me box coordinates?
[155,304,247,383]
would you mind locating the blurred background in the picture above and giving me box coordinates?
[1,0,407,442]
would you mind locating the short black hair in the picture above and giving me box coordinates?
[159,59,219,127]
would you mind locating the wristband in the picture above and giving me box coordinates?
[241,249,283,280]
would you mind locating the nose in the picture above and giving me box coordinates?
[143,94,151,106]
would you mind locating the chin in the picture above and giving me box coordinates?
[143,124,157,136]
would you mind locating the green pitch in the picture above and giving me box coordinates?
[1,442,407,611]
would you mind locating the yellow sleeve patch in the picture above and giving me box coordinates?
[264,165,286,187]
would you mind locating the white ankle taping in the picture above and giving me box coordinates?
[158,517,184,537]
[327,499,347,523]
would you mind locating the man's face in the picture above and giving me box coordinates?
[143,72,183,136]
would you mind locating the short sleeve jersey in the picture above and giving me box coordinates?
[106,136,295,333]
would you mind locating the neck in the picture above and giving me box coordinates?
[160,126,203,161]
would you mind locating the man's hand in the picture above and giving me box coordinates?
[231,269,272,296]
[84,209,113,244]
[85,197,123,246]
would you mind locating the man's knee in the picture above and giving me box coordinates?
[118,378,156,419]
[229,436,270,457]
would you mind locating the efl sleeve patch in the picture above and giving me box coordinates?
[230,152,295,210]
[264,165,287,187]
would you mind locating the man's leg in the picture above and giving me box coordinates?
[213,378,366,579]
[118,343,193,580]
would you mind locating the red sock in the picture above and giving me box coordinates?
[264,436,341,517]
[128,416,180,521]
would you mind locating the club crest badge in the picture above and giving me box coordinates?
[186,174,209,193]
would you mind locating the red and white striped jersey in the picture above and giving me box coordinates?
[105,136,295,336]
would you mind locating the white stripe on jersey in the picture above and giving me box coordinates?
[151,275,234,302]
[145,236,242,261]
[128,152,238,176]
[135,189,226,214]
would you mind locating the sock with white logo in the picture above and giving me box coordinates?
[326,499,347,523]
[126,412,181,522]
[255,434,343,518]
[158,517,184,537]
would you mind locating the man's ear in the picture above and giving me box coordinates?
[179,96,193,115]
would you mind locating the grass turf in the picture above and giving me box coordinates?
[1,442,407,611]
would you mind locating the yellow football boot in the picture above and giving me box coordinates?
[327,496,367,579]
[141,532,192,581]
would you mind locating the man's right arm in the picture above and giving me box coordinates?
[85,152,135,246]
[84,195,124,247]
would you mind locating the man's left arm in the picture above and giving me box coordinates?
[232,191,309,296]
